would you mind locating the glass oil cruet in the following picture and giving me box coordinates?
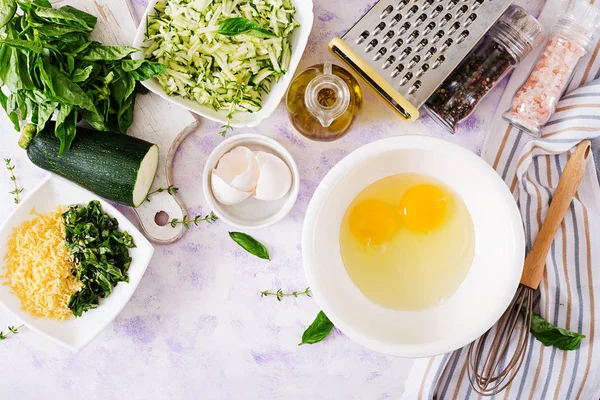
[286,61,362,141]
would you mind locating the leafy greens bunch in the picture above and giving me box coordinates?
[0,0,166,155]
[63,200,136,317]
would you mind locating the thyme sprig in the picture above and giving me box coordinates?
[4,158,23,204]
[0,324,24,340]
[261,287,311,301]
[218,84,245,136]
[145,184,179,202]
[169,211,218,228]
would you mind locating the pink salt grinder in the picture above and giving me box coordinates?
[503,0,600,137]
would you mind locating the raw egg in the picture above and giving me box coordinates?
[349,199,398,245]
[400,184,447,233]
[339,173,475,311]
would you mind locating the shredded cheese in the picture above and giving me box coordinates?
[2,207,82,321]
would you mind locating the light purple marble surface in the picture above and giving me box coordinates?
[0,0,543,398]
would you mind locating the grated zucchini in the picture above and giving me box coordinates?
[145,0,299,133]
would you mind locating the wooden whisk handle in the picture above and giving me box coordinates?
[520,141,591,289]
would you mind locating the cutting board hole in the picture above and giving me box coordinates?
[155,211,170,226]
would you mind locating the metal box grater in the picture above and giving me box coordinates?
[329,0,513,121]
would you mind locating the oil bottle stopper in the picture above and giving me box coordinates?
[304,61,351,127]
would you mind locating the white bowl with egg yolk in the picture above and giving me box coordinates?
[302,135,525,358]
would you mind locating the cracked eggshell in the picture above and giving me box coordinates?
[253,151,292,201]
[214,146,260,192]
[211,171,252,205]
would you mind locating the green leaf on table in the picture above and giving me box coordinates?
[218,17,277,38]
[523,308,586,350]
[228,232,270,260]
[299,311,334,345]
[80,45,138,61]
[0,0,16,29]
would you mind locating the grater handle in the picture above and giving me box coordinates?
[328,38,420,122]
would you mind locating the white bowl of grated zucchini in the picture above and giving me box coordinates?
[0,175,154,352]
[132,0,314,130]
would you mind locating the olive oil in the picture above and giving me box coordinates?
[286,62,362,141]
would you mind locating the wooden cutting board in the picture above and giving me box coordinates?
[47,0,200,244]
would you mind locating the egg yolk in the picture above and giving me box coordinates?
[400,184,447,233]
[349,199,398,245]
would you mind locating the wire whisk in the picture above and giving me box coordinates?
[466,140,591,396]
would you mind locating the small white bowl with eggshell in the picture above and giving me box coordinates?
[203,134,300,229]
[302,135,525,358]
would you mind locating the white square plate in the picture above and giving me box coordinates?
[0,175,154,352]
[132,0,314,128]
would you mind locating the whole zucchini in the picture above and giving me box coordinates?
[19,123,159,207]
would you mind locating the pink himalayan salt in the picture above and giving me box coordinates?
[505,35,585,132]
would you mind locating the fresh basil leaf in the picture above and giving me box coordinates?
[117,92,135,133]
[65,54,75,75]
[80,107,107,131]
[218,17,277,38]
[112,65,135,105]
[44,61,96,112]
[59,5,97,30]
[0,46,32,91]
[71,65,93,83]
[54,104,77,155]
[32,5,94,31]
[34,23,89,38]
[24,88,48,104]
[80,45,138,61]
[58,37,93,55]
[35,100,57,132]
[0,90,19,130]
[120,59,145,71]
[0,39,42,53]
[15,89,29,119]
[228,232,270,260]
[523,308,586,351]
[299,311,334,345]
[0,0,16,29]
[121,59,166,80]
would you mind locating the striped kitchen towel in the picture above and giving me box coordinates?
[402,0,600,399]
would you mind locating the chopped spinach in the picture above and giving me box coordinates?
[0,1,166,155]
[63,201,136,317]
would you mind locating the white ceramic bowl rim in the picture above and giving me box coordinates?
[302,135,525,358]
